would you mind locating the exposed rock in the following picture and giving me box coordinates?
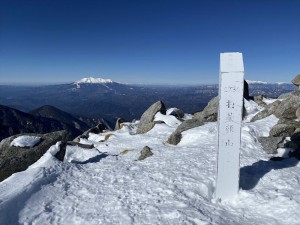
[166,97,218,145]
[177,118,204,134]
[274,96,300,119]
[250,100,280,122]
[280,89,300,100]
[55,142,67,161]
[254,95,264,102]
[277,118,300,128]
[137,146,153,160]
[120,149,133,155]
[167,118,204,145]
[167,131,182,145]
[169,108,184,119]
[194,97,218,122]
[269,124,296,137]
[136,101,166,134]
[296,107,300,120]
[0,130,68,181]
[139,101,166,125]
[66,141,94,149]
[258,136,285,154]
[103,133,114,141]
[86,123,107,134]
[55,141,96,162]
[73,122,107,142]
[291,74,300,87]
[253,95,267,107]
[136,122,155,134]
[278,92,292,99]
[114,118,125,130]
[136,121,165,134]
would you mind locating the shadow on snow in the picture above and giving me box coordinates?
[240,157,299,190]
[71,152,117,164]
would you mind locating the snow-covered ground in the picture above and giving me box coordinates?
[0,100,299,225]
[10,135,41,148]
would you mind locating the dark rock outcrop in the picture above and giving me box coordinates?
[169,108,184,119]
[137,146,153,160]
[0,130,68,182]
[284,141,300,150]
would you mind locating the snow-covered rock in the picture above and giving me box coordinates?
[10,135,41,148]
[246,80,268,84]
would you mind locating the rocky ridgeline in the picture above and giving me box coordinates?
[1,75,300,182]
[256,74,300,159]
[132,74,300,160]
[0,131,68,182]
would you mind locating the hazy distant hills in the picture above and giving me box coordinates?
[0,78,296,123]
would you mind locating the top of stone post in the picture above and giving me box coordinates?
[220,52,244,73]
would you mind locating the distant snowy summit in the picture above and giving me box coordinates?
[246,80,288,85]
[75,77,114,84]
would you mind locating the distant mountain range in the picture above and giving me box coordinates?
[246,80,288,85]
[0,77,296,124]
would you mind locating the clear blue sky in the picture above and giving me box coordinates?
[0,0,299,84]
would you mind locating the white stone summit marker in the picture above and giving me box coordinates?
[215,52,244,200]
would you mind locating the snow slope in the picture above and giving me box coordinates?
[0,100,299,225]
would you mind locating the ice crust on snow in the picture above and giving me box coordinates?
[10,135,41,148]
[75,77,114,84]
[0,100,300,225]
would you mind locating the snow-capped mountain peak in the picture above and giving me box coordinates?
[246,80,288,85]
[246,80,268,84]
[75,77,114,84]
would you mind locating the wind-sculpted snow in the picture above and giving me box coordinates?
[0,100,299,225]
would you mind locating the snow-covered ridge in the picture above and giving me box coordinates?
[75,77,114,84]
[246,80,268,84]
[246,80,288,85]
